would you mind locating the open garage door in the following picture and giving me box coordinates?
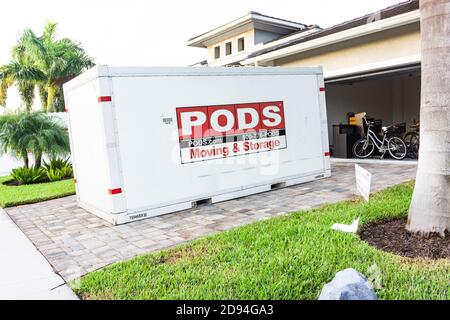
[325,63,421,84]
[324,63,420,158]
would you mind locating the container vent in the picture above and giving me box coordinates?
[192,198,212,208]
[271,182,286,190]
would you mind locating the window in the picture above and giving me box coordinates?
[225,42,232,56]
[238,37,245,52]
[214,46,220,59]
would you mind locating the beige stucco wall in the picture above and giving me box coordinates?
[274,23,421,76]
[206,29,255,64]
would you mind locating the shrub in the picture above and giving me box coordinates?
[8,157,74,185]
[46,167,65,182]
[59,164,73,179]
[10,167,46,185]
[46,165,73,182]
[43,157,73,182]
[43,157,71,171]
[0,112,70,168]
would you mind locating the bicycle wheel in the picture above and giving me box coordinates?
[353,138,374,158]
[404,132,419,158]
[388,136,407,160]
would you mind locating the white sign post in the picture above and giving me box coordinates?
[331,164,371,234]
[355,164,371,202]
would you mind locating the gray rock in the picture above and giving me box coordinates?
[318,268,377,300]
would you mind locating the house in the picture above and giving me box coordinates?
[187,0,421,149]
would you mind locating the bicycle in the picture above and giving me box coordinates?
[403,122,420,159]
[353,114,407,160]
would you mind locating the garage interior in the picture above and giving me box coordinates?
[324,64,421,159]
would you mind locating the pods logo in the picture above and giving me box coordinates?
[176,101,287,163]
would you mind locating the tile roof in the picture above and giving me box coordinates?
[247,0,419,59]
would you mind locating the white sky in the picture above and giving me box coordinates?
[0,0,402,109]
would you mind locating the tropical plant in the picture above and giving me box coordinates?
[407,0,450,236]
[0,112,70,168]
[0,76,13,107]
[46,167,65,182]
[0,113,30,167]
[10,166,46,185]
[43,157,73,181]
[59,164,73,179]
[0,22,94,112]
[43,156,71,171]
[47,164,73,181]
[0,58,44,112]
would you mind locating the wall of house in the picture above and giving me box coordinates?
[273,23,420,77]
[0,154,24,176]
[206,29,255,64]
[325,73,420,145]
[394,73,421,126]
[205,28,291,66]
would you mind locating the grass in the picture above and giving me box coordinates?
[73,182,450,300]
[0,175,75,208]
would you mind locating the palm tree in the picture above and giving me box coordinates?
[0,55,45,112]
[0,22,94,112]
[0,112,70,167]
[0,76,12,107]
[407,0,450,236]
[0,113,30,167]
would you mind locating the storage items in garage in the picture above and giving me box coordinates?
[332,125,359,158]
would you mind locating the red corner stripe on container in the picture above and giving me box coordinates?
[324,151,331,157]
[98,96,112,103]
[108,188,122,195]
[320,87,326,92]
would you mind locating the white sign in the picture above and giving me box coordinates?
[355,164,371,202]
[331,217,360,233]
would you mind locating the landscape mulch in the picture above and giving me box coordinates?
[359,217,449,260]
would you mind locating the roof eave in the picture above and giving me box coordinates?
[187,13,306,48]
[242,9,420,65]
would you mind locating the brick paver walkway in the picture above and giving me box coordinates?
[5,162,417,281]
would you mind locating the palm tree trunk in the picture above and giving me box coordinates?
[18,82,35,112]
[55,86,65,112]
[21,150,29,168]
[39,84,48,112]
[34,151,42,168]
[46,84,57,113]
[407,0,450,236]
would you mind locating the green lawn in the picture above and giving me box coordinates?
[73,182,449,300]
[0,175,75,208]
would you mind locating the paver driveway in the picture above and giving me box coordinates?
[5,161,417,281]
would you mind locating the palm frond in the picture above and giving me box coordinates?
[42,21,58,46]
[0,112,69,165]
[0,76,13,107]
[17,81,35,112]
[0,60,46,82]
[1,21,94,111]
